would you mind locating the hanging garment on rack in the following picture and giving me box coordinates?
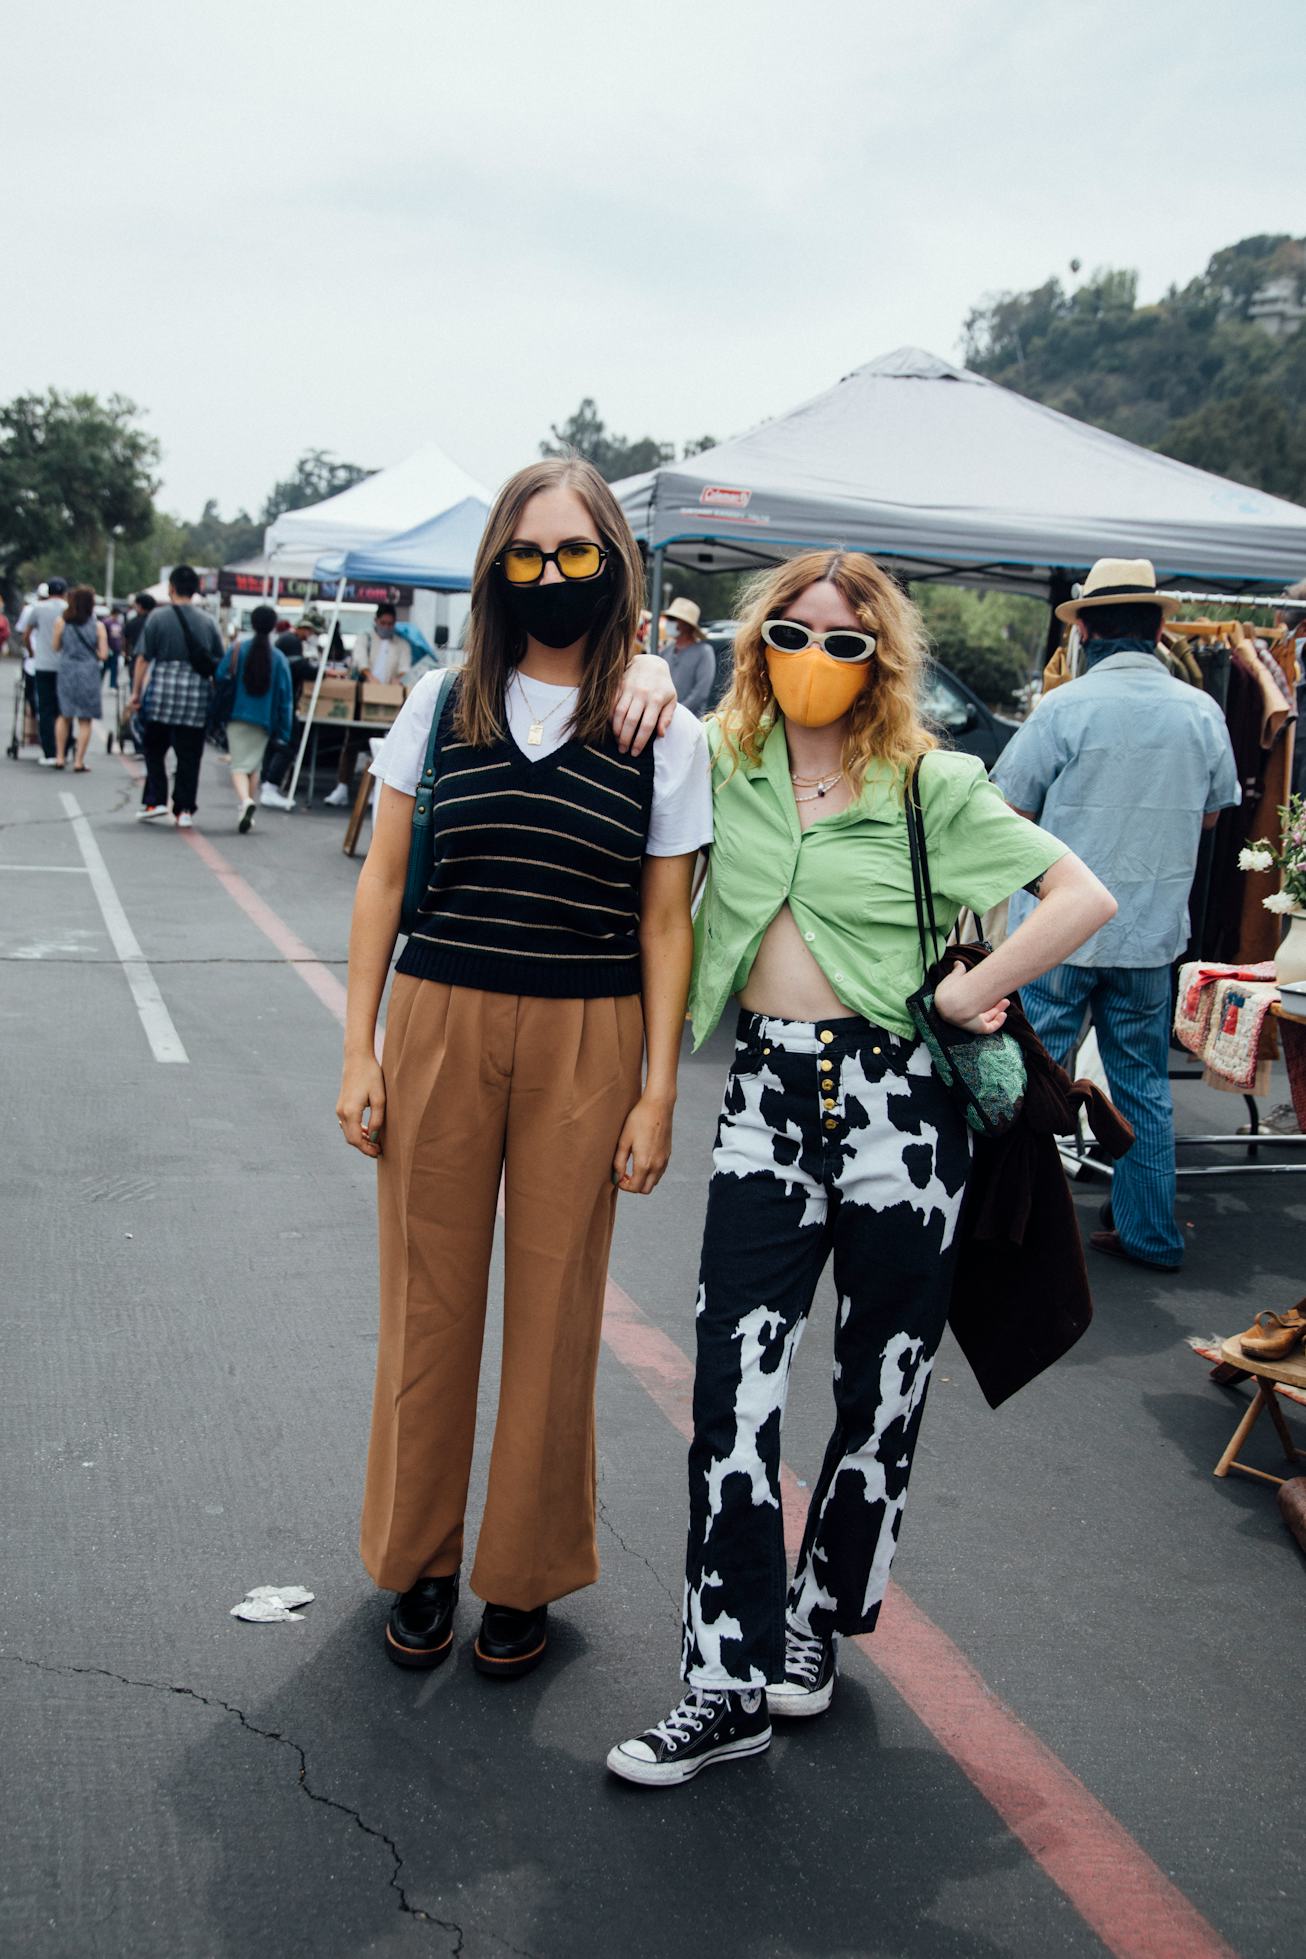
[1197,647,1268,963]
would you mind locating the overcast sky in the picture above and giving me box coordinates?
[8,0,1303,521]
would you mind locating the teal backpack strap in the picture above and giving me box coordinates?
[400,668,457,937]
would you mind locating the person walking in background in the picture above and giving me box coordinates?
[129,564,223,829]
[661,597,716,718]
[213,603,294,833]
[991,558,1240,1272]
[123,592,156,671]
[260,608,325,811]
[102,607,124,693]
[22,577,68,766]
[323,601,411,808]
[51,586,108,771]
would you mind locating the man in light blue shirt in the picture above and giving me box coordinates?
[992,559,1239,1271]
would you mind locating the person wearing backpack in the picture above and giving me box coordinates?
[129,564,224,827]
[337,457,702,1682]
[213,604,295,833]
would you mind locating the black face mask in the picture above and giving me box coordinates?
[502,572,611,649]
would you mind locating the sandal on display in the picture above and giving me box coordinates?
[1238,1303,1306,1362]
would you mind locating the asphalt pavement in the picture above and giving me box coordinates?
[3,702,1304,1959]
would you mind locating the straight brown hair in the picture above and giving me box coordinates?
[456,457,643,749]
[66,585,96,627]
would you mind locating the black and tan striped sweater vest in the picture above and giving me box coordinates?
[396,682,656,999]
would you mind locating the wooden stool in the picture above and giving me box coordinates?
[342,767,372,858]
[1213,1337,1306,1485]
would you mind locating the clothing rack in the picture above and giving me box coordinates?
[1155,590,1302,612]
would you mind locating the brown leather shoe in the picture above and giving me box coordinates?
[1088,1229,1181,1273]
[1238,1305,1306,1362]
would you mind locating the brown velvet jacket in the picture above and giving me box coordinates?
[941,946,1135,1408]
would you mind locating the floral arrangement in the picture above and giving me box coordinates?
[1240,793,1306,916]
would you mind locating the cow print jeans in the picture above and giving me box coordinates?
[682,1010,972,1690]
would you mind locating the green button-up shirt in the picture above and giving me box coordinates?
[689,717,1066,1046]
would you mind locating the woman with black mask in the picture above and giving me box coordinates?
[338,458,709,1680]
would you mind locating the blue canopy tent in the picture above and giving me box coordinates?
[312,494,490,589]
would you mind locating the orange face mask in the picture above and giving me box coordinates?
[765,647,870,728]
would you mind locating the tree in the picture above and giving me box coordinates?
[962,235,1306,501]
[260,448,373,524]
[0,390,159,607]
[183,498,262,567]
[540,399,673,482]
[915,585,1034,710]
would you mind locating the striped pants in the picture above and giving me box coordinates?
[1021,962,1184,1268]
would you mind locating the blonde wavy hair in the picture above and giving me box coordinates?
[715,550,937,795]
[457,456,643,749]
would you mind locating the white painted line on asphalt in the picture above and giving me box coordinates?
[58,792,189,1065]
[0,863,91,873]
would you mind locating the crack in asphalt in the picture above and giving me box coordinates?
[6,1655,464,1952]
[595,1492,680,1620]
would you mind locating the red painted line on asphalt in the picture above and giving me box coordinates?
[601,1279,1236,1959]
[111,751,349,1026]
[141,784,1236,1959]
[181,827,350,1025]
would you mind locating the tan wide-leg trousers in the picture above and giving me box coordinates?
[359,976,644,1608]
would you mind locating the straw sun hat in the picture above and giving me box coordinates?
[1055,558,1181,625]
[663,596,704,632]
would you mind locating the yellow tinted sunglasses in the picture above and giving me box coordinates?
[497,541,608,586]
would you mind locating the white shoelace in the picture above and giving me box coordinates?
[648,1688,727,1748]
[784,1621,826,1686]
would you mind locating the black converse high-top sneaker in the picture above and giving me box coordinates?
[765,1618,837,1718]
[607,1688,771,1787]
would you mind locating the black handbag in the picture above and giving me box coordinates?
[400,669,459,937]
[903,759,1027,1139]
[172,603,219,679]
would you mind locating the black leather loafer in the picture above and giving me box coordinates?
[384,1573,460,1669]
[472,1602,548,1679]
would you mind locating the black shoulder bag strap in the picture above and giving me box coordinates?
[905,758,942,978]
[172,603,218,679]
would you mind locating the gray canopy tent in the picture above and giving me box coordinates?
[616,347,1306,622]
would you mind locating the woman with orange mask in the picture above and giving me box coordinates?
[608,551,1115,1787]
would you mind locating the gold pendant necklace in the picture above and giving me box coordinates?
[514,673,574,747]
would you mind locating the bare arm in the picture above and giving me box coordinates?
[52,618,64,652]
[130,653,149,707]
[612,852,696,1194]
[933,851,1117,1034]
[96,625,109,663]
[336,782,410,1157]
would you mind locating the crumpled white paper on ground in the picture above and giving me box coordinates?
[230,1584,316,1623]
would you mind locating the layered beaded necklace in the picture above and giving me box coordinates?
[790,768,845,805]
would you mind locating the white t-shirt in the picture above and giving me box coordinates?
[358,629,410,686]
[370,668,713,857]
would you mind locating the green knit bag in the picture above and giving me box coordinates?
[904,762,1026,1139]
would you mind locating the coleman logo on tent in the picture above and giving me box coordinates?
[699,485,752,509]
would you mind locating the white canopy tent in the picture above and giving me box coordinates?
[616,348,1306,620]
[237,441,493,584]
[251,445,492,807]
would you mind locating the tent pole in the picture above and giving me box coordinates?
[647,545,665,651]
[286,576,346,810]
